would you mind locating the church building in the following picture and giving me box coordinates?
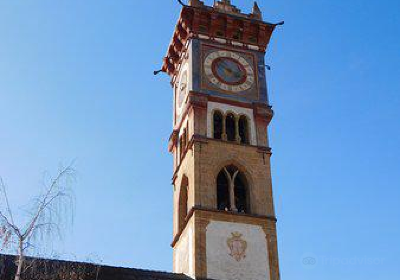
[1,1,282,280]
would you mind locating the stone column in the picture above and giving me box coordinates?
[222,114,227,141]
[224,167,239,212]
[235,115,241,143]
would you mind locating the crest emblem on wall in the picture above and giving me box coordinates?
[227,232,248,262]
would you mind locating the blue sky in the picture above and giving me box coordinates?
[0,0,399,279]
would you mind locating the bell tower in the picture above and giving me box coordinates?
[160,1,283,280]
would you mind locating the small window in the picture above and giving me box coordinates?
[232,31,242,40]
[178,176,189,231]
[239,116,249,145]
[226,113,236,142]
[234,175,248,213]
[217,171,230,211]
[248,37,258,44]
[216,30,225,37]
[213,111,223,140]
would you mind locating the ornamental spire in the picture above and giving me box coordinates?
[252,1,263,20]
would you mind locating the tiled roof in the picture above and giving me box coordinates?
[0,255,193,280]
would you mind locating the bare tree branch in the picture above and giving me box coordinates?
[0,177,15,225]
[0,162,77,280]
[0,210,21,237]
[22,164,74,240]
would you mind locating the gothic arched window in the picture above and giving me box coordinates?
[216,165,250,214]
[239,115,249,145]
[234,174,248,213]
[226,113,236,142]
[178,176,189,232]
[213,111,223,140]
[217,171,230,211]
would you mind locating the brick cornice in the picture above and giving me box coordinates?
[168,130,179,153]
[253,102,274,124]
[208,95,254,108]
[162,5,279,78]
[188,91,208,109]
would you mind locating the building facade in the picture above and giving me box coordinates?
[161,1,282,280]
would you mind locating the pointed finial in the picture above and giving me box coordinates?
[252,1,263,20]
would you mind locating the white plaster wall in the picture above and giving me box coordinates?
[174,219,194,278]
[207,102,257,145]
[176,62,190,117]
[187,40,193,93]
[206,221,270,280]
[174,39,192,125]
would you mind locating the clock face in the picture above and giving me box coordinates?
[204,50,255,92]
[176,68,188,115]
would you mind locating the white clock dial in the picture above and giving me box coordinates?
[176,66,189,116]
[204,50,255,93]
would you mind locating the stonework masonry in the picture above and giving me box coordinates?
[166,2,282,280]
[172,97,278,279]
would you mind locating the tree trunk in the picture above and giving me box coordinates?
[14,241,24,280]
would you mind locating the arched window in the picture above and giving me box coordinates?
[239,116,249,145]
[213,111,223,140]
[178,176,189,232]
[217,171,230,211]
[226,113,236,142]
[216,165,250,214]
[234,174,248,213]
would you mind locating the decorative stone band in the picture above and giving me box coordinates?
[171,134,272,185]
[171,206,277,248]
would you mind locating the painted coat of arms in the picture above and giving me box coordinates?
[227,232,247,262]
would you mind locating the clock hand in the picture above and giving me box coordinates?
[220,60,231,70]
[234,72,242,79]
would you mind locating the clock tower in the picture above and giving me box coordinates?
[160,1,283,280]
